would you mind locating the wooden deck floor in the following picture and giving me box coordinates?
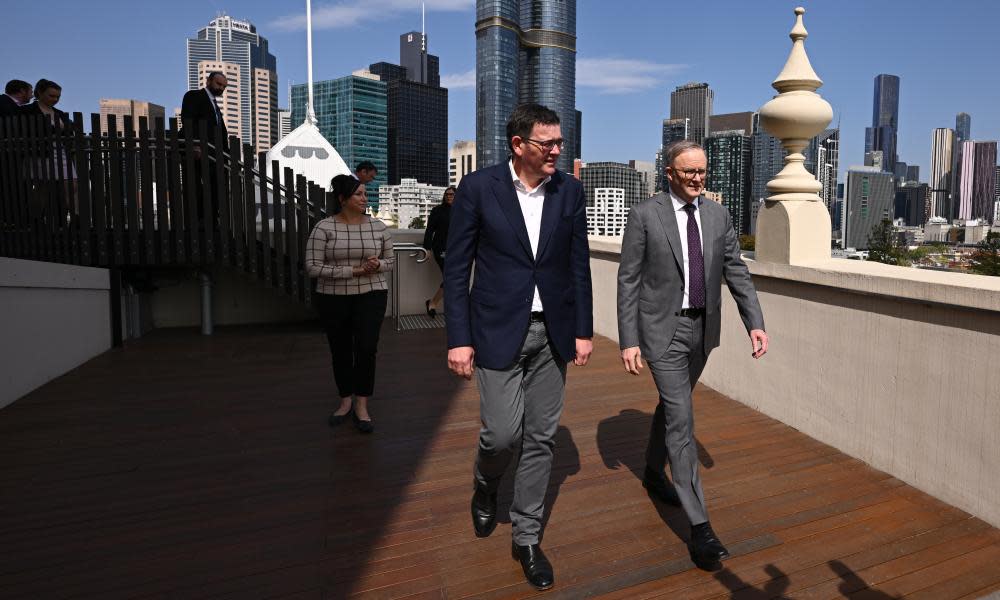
[1,324,998,600]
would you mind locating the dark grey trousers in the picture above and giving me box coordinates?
[645,314,710,526]
[474,320,567,545]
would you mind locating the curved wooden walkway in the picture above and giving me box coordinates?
[1,324,998,599]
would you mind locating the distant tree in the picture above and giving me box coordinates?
[739,235,755,251]
[867,219,909,266]
[969,232,1000,276]
[409,216,426,229]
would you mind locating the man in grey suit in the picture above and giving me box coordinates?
[617,140,768,570]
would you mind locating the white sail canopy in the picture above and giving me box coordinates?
[265,120,350,190]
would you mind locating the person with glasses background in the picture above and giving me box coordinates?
[306,174,395,434]
[616,140,768,571]
[444,103,593,591]
[422,186,456,318]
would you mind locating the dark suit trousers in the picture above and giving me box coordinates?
[645,314,710,525]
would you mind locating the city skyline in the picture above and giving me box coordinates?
[4,1,1000,182]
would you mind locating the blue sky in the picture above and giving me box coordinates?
[4,0,998,180]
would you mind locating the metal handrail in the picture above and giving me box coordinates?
[391,242,430,332]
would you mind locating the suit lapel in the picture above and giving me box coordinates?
[653,194,684,273]
[491,167,533,259]
[534,175,561,263]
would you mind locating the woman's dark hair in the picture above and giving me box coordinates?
[329,174,362,213]
[440,186,457,206]
[34,78,62,99]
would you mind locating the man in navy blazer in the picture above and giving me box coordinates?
[444,103,593,591]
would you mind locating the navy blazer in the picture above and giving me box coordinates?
[444,162,593,369]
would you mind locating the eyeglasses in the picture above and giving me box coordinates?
[522,138,565,153]
[671,168,707,180]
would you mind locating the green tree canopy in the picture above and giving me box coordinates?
[969,232,1000,276]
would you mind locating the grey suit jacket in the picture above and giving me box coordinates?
[617,193,764,362]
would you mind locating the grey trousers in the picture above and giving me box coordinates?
[474,320,567,545]
[645,314,710,526]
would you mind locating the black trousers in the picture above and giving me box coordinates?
[316,290,388,398]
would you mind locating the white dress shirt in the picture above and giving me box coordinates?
[509,161,550,312]
[669,191,704,310]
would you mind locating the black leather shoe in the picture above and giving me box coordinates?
[351,410,374,434]
[328,408,352,427]
[512,542,554,591]
[470,483,498,537]
[688,522,730,570]
[425,299,437,318]
[642,466,681,506]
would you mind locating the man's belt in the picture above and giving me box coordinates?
[677,307,705,318]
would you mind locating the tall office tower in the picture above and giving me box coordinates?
[579,162,646,213]
[894,161,908,183]
[844,166,895,250]
[750,129,784,234]
[804,128,840,219]
[290,74,388,206]
[930,128,955,219]
[98,99,166,134]
[654,150,663,193]
[628,160,656,199]
[906,165,920,183]
[449,140,476,187]
[377,178,448,228]
[705,131,753,235]
[709,112,756,136]
[475,0,579,172]
[186,15,278,151]
[670,82,713,145]
[277,109,291,140]
[864,74,899,172]
[955,112,971,145]
[957,140,998,221]
[657,118,690,191]
[574,110,582,160]
[369,31,448,186]
[894,182,929,226]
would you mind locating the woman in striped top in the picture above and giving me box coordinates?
[306,174,394,434]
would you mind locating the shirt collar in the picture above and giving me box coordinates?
[508,160,550,194]
[669,189,700,212]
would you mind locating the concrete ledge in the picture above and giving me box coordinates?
[1,258,112,408]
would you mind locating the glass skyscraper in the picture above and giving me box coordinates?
[290,75,388,209]
[476,0,579,172]
[864,74,899,173]
[705,132,752,235]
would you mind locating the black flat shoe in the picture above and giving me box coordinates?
[328,408,352,427]
[352,410,374,434]
[471,483,498,537]
[425,299,437,318]
[688,522,729,571]
[512,542,554,590]
[642,466,681,506]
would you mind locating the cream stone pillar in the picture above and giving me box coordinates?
[755,7,834,264]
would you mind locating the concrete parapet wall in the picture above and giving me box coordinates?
[0,258,112,408]
[588,237,1000,528]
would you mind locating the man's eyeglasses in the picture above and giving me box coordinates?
[522,138,565,153]
[671,168,707,180]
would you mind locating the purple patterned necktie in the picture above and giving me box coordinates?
[683,203,705,308]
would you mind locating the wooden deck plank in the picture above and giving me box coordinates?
[0,325,996,599]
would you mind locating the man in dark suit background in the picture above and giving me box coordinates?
[180,71,228,228]
[444,103,593,591]
[617,140,768,571]
[1,80,32,117]
[181,71,228,140]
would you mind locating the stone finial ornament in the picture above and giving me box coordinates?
[756,7,834,264]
